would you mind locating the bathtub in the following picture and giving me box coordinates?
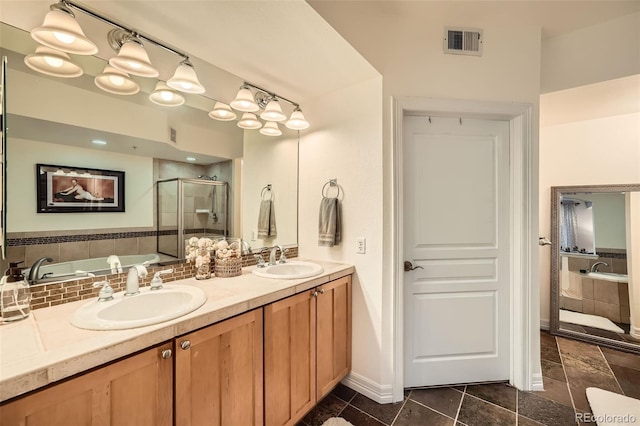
[25,254,161,283]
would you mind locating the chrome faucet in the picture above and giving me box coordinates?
[590,261,609,273]
[125,264,148,296]
[269,246,284,266]
[27,257,53,284]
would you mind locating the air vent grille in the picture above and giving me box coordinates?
[444,27,483,56]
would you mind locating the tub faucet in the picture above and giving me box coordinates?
[590,261,609,273]
[125,264,148,296]
[28,257,53,284]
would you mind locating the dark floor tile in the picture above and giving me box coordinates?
[601,346,640,371]
[457,394,516,426]
[339,405,385,426]
[302,394,348,426]
[349,394,403,425]
[540,336,562,364]
[331,384,358,403]
[535,376,573,407]
[518,415,545,426]
[465,383,516,412]
[393,400,454,426]
[518,389,577,426]
[541,359,566,382]
[408,387,462,418]
[557,337,611,375]
[609,363,640,399]
[563,365,622,413]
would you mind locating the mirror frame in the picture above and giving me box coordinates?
[550,183,640,354]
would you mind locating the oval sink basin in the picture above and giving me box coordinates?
[71,285,207,330]
[253,261,323,280]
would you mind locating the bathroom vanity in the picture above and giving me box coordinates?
[0,261,353,426]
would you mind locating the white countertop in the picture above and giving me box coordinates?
[0,260,354,402]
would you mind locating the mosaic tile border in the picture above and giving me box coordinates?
[7,229,227,246]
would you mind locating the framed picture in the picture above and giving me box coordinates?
[36,164,125,213]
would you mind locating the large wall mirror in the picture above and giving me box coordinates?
[550,184,640,354]
[0,22,299,284]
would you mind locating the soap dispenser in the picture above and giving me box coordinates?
[1,261,32,323]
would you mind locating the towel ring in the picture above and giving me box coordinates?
[322,179,341,199]
[261,184,272,201]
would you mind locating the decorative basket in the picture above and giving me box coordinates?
[213,238,243,278]
[214,257,242,278]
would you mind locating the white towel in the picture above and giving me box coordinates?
[318,197,341,246]
[257,199,277,238]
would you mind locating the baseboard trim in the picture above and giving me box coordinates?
[531,373,544,391]
[341,372,394,404]
[540,319,550,331]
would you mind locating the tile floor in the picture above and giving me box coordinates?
[298,331,640,426]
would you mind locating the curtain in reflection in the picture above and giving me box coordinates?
[560,202,578,250]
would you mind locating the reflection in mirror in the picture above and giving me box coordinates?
[0,21,299,285]
[550,184,640,354]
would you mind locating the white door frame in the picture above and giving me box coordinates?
[391,97,540,401]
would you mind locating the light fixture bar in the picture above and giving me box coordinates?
[62,0,189,60]
[243,81,299,108]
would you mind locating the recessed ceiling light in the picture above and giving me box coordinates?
[186,157,197,162]
[92,139,107,145]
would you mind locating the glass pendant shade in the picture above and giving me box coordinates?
[167,61,205,94]
[260,121,282,136]
[149,81,185,106]
[24,45,83,78]
[30,9,98,55]
[237,113,262,130]
[208,102,237,121]
[260,99,287,122]
[95,65,140,95]
[230,87,259,112]
[109,39,159,78]
[285,109,310,130]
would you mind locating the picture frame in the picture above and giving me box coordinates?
[36,164,125,213]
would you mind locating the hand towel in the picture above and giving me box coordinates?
[257,199,277,238]
[318,197,341,246]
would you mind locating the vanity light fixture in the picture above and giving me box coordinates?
[24,45,83,78]
[259,121,282,136]
[94,65,140,95]
[285,107,310,130]
[30,1,98,55]
[237,112,262,129]
[230,85,259,112]
[167,59,205,94]
[149,81,185,106]
[108,30,159,78]
[260,99,287,122]
[208,102,237,121]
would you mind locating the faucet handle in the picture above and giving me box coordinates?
[93,280,114,302]
[254,254,266,268]
[278,248,289,264]
[150,269,173,290]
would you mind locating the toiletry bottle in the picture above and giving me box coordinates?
[0,262,32,323]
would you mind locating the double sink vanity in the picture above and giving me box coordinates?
[0,259,353,426]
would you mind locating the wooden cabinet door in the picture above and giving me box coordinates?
[175,308,263,426]
[0,342,173,426]
[264,290,316,426]
[316,275,352,399]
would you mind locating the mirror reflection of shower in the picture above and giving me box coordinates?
[157,177,230,258]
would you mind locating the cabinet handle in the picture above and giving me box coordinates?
[161,349,172,359]
[180,341,191,350]
[311,290,318,297]
[317,288,325,294]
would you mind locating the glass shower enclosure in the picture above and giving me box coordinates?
[157,178,229,259]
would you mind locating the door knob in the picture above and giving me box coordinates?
[539,236,552,246]
[404,261,424,271]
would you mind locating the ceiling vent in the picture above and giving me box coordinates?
[443,27,483,56]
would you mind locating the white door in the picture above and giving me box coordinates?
[403,116,510,387]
